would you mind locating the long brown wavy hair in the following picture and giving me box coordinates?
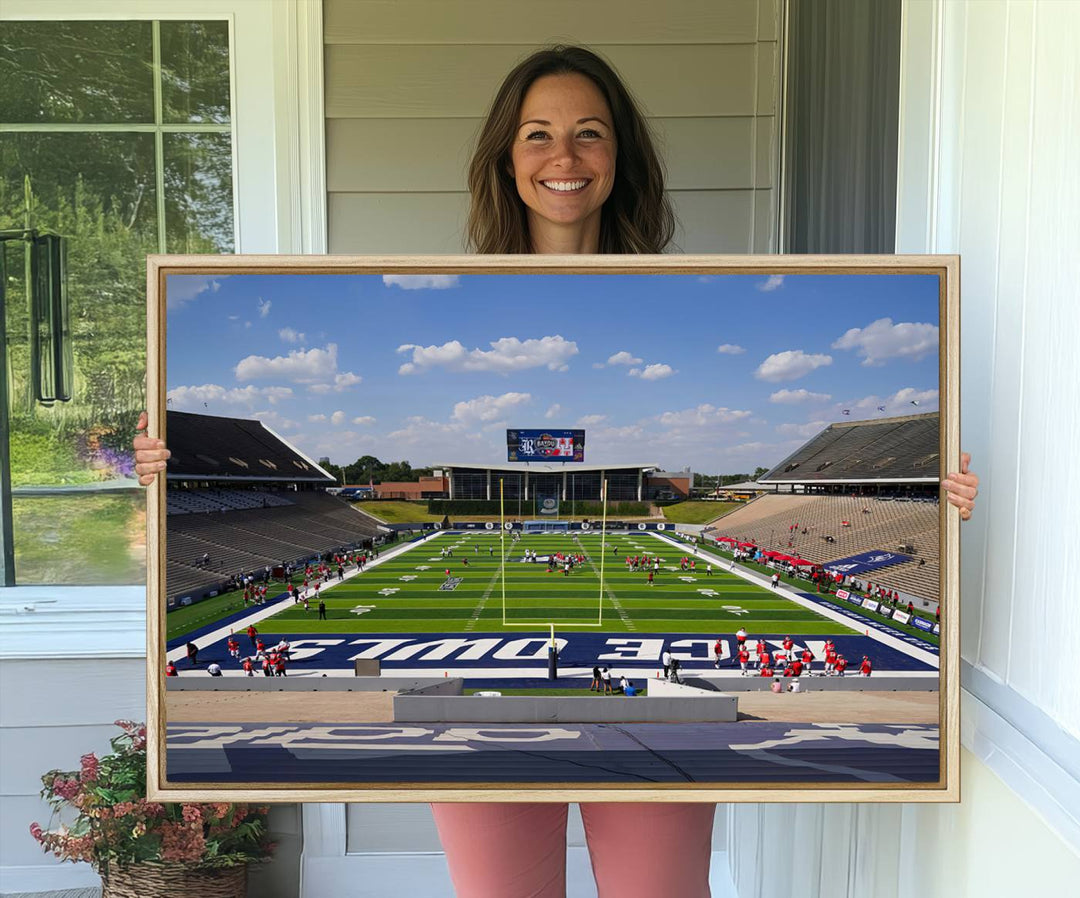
[466,46,675,254]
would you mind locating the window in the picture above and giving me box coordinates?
[1,19,234,584]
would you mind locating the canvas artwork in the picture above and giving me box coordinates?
[146,255,959,802]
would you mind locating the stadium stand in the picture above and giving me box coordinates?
[762,412,939,484]
[705,413,943,603]
[164,411,386,605]
[706,494,939,601]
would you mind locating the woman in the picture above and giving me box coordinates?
[135,45,979,898]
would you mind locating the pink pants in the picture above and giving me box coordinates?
[431,802,716,898]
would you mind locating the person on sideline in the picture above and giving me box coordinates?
[134,43,981,898]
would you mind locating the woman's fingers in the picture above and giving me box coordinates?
[942,457,979,521]
[133,411,170,485]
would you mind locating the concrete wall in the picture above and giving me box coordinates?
[394,693,738,723]
[676,675,937,693]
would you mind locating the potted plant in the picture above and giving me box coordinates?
[30,720,274,897]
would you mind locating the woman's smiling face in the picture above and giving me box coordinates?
[509,73,617,248]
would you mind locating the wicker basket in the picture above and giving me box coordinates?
[100,861,247,898]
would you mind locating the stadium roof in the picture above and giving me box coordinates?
[718,481,767,491]
[165,411,335,483]
[439,462,661,474]
[759,412,940,484]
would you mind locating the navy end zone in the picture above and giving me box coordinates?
[166,721,940,785]
[169,630,937,677]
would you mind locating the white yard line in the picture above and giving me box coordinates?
[167,534,437,662]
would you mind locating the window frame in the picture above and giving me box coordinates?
[0,0,326,657]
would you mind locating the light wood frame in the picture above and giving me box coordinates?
[146,253,960,803]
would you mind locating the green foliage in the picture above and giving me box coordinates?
[340,454,433,484]
[12,493,145,585]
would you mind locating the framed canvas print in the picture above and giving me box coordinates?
[146,254,959,803]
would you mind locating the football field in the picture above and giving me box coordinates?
[263,530,847,636]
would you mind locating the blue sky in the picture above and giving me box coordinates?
[165,272,941,474]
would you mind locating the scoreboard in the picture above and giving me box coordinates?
[507,429,585,462]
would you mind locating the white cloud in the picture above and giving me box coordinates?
[308,414,327,423]
[451,392,532,425]
[846,387,939,416]
[235,344,340,384]
[167,383,293,412]
[330,410,347,426]
[628,363,675,381]
[257,297,272,318]
[755,350,832,382]
[352,416,376,426]
[716,344,745,355]
[396,335,578,375]
[228,315,239,321]
[279,327,306,344]
[251,410,298,431]
[769,388,832,404]
[832,317,939,366]
[166,274,223,309]
[307,371,363,394]
[544,404,562,420]
[382,274,461,290]
[757,275,785,292]
[578,414,607,426]
[776,420,831,439]
[607,350,643,366]
[657,405,752,428]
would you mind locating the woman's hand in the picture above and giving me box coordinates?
[133,411,170,486]
[942,452,979,521]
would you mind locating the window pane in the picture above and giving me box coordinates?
[12,493,146,585]
[2,132,156,585]
[160,20,232,124]
[164,133,235,253]
[0,22,154,124]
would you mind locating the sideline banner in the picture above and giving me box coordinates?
[824,550,914,576]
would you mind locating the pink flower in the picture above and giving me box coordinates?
[52,777,80,801]
[159,821,206,863]
[29,822,43,842]
[80,753,100,782]
[181,805,202,824]
[136,799,165,818]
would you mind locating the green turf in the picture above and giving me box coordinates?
[253,531,854,637]
[357,501,444,523]
[660,501,741,524]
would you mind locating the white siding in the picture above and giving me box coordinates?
[923,0,1080,736]
[323,0,782,254]
[728,1,1080,893]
